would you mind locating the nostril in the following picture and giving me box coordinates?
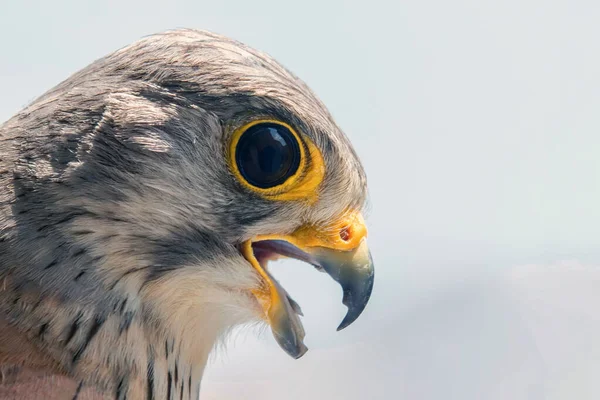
[339,226,351,242]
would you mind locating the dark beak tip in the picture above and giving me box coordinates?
[294,346,308,359]
[336,319,351,332]
[336,304,366,331]
[283,341,308,359]
[336,268,374,331]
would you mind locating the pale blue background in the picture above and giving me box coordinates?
[2,1,600,399]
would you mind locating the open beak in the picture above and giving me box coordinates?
[240,212,374,358]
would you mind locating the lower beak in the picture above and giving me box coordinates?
[240,213,375,358]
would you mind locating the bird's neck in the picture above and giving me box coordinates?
[0,264,243,399]
[0,314,214,400]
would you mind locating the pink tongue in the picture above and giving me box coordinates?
[252,245,277,267]
[252,242,303,316]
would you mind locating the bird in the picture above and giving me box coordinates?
[0,29,374,399]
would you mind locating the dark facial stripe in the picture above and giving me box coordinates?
[146,228,235,282]
[72,316,105,364]
[147,349,155,400]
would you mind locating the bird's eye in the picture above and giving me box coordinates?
[234,122,302,189]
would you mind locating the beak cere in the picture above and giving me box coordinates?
[240,213,375,358]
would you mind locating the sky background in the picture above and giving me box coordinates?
[2,0,600,399]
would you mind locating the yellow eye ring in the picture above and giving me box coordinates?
[228,119,325,202]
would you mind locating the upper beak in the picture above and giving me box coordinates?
[240,212,375,358]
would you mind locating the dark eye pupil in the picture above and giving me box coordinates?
[236,123,301,189]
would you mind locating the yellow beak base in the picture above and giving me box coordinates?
[240,213,374,358]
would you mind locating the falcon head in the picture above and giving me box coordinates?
[0,29,373,397]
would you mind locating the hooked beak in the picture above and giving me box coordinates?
[240,213,375,358]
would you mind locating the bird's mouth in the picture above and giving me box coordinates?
[239,212,374,358]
